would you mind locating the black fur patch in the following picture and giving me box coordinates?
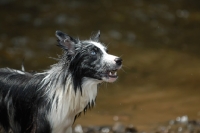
[0,68,51,133]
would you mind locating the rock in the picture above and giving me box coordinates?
[113,122,125,133]
[125,125,137,133]
[74,124,84,133]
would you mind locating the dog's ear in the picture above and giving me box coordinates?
[55,30,77,55]
[91,30,100,42]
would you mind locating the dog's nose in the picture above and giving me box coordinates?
[114,58,122,66]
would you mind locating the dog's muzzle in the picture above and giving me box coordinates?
[102,57,122,83]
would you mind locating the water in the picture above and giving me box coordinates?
[0,0,200,132]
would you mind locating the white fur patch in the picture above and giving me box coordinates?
[44,70,99,133]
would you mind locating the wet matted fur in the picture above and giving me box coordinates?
[0,31,122,133]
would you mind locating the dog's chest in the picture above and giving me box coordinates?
[48,78,99,132]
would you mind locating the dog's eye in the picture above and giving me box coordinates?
[91,51,96,55]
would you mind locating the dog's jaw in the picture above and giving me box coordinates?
[101,69,121,82]
[102,76,118,83]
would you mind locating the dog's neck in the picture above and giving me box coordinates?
[43,66,101,132]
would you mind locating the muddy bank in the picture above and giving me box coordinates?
[72,116,200,133]
[1,116,200,133]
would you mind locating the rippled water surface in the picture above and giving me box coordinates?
[0,0,200,131]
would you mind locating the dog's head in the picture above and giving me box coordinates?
[56,31,122,84]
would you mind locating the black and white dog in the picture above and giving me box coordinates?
[0,31,122,133]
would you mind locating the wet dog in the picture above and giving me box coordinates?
[0,31,122,133]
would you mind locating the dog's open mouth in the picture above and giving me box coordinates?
[108,70,118,78]
[101,69,119,83]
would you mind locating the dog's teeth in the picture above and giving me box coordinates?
[114,72,117,76]
[109,71,117,76]
[109,72,112,76]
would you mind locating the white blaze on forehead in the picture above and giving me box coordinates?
[89,41,118,63]
[88,41,107,53]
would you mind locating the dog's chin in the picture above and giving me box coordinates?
[102,76,118,83]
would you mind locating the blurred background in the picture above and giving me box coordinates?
[0,0,200,132]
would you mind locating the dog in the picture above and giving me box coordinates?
[0,31,122,133]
